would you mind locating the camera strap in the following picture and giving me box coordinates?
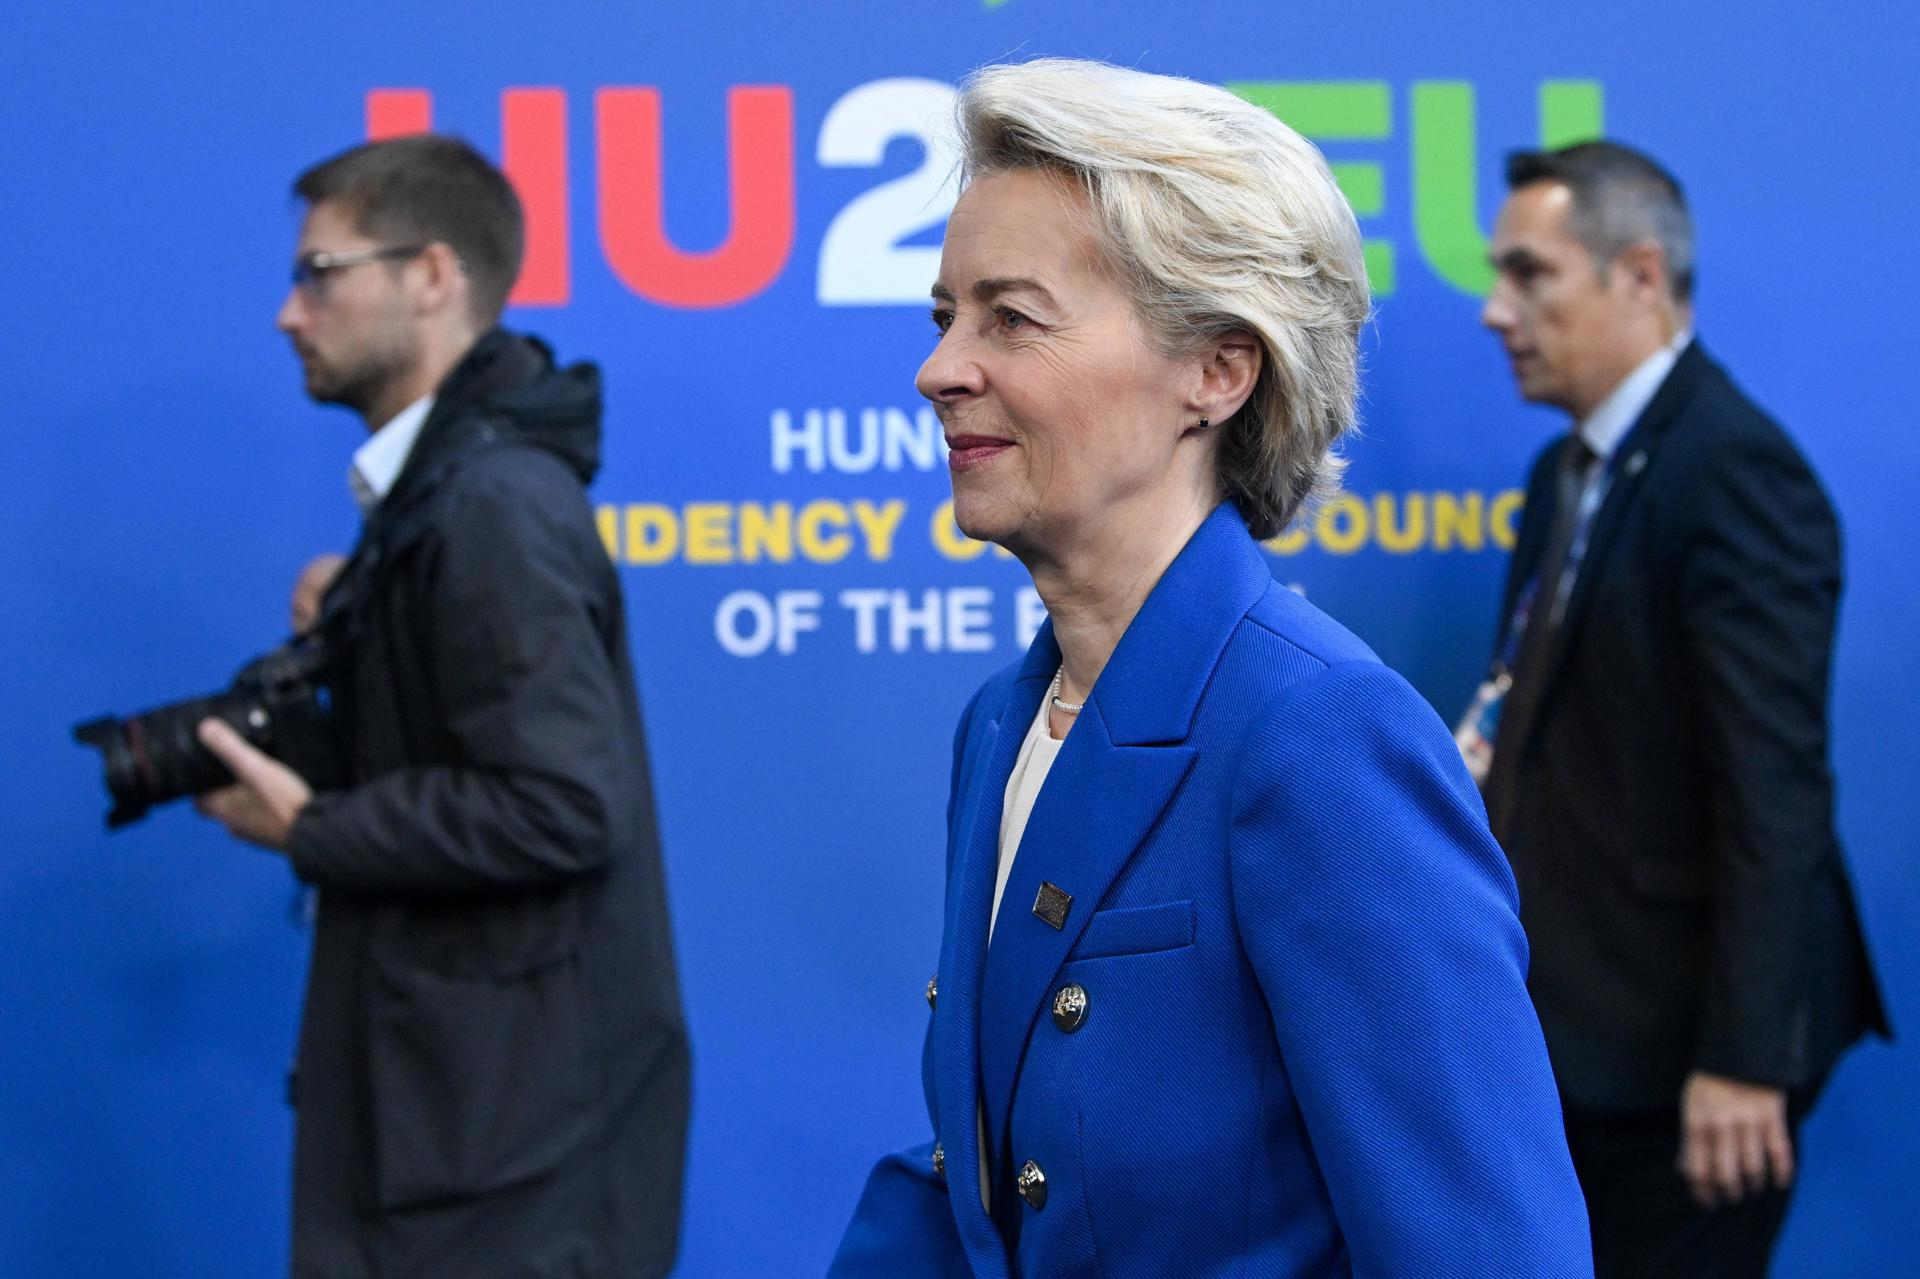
[306,330,555,668]
[308,420,518,660]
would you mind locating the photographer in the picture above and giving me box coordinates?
[194,135,689,1278]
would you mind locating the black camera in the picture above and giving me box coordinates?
[73,639,344,829]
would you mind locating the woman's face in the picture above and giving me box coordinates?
[919,168,1202,558]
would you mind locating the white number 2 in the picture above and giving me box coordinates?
[816,78,961,306]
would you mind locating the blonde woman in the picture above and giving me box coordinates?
[830,59,1591,1279]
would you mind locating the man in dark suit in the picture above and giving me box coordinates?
[1468,140,1888,1277]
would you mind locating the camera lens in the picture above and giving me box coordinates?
[73,639,338,830]
[73,691,255,828]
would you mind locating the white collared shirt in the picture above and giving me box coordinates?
[1577,328,1693,465]
[349,395,434,513]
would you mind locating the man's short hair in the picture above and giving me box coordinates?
[1505,140,1694,302]
[294,134,524,323]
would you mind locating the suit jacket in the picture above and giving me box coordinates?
[833,503,1591,1278]
[285,332,689,1278]
[1493,340,1888,1110]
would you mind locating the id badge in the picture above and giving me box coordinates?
[1453,669,1512,785]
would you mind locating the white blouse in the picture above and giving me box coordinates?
[990,690,1066,941]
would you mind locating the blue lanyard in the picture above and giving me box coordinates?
[1494,439,1640,672]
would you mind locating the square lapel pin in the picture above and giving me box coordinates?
[1032,881,1073,930]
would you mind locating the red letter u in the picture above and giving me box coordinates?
[596,86,795,308]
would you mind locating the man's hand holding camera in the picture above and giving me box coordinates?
[199,553,340,848]
[193,718,313,851]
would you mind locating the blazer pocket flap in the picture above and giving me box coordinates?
[1070,900,1195,961]
[1629,859,1711,901]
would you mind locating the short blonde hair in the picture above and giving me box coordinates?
[956,59,1370,538]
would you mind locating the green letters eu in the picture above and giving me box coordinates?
[1413,81,1605,296]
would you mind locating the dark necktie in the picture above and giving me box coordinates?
[1484,433,1598,846]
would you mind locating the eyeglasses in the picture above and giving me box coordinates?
[290,244,427,293]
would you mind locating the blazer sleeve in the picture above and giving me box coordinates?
[829,1137,972,1279]
[288,456,629,895]
[1678,433,1843,1086]
[1228,661,1592,1277]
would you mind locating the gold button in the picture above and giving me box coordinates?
[1016,1159,1047,1209]
[1051,983,1088,1032]
[926,975,938,1009]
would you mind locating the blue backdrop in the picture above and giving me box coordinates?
[3,2,1915,1274]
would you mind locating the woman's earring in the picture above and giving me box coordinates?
[1196,417,1210,430]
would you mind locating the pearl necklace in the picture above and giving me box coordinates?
[1049,667,1084,715]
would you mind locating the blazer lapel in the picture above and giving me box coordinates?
[1542,340,1706,691]
[974,503,1270,1181]
[933,646,1052,1275]
[975,713,1196,1164]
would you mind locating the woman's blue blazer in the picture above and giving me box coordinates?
[831,503,1593,1278]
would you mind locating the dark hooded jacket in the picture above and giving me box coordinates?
[285,330,688,1278]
